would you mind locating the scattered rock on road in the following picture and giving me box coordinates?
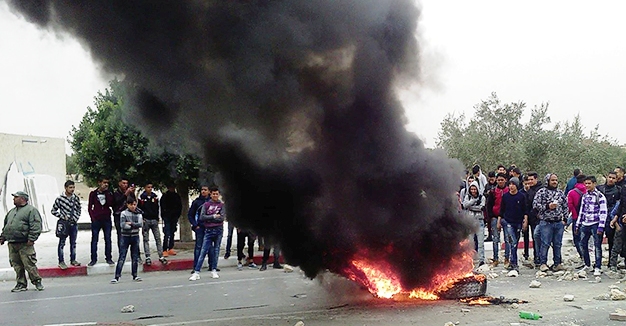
[563,294,575,302]
[529,280,541,288]
[611,289,626,300]
[121,305,135,313]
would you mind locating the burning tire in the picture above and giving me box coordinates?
[436,274,487,299]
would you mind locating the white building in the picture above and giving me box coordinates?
[0,132,66,231]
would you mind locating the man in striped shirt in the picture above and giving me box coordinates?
[575,175,608,276]
[51,180,82,269]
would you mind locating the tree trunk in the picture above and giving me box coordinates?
[177,185,193,242]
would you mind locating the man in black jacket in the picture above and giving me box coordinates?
[523,172,543,267]
[160,184,182,257]
[599,171,621,268]
[138,182,167,266]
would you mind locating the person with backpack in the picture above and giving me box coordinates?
[567,174,587,263]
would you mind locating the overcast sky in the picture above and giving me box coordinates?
[1,1,625,151]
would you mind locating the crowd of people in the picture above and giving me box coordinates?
[5,164,625,292]
[460,164,626,277]
[0,177,282,292]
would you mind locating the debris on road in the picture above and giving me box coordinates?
[121,305,135,313]
[529,280,541,288]
[563,294,575,302]
[507,270,518,277]
[610,308,626,321]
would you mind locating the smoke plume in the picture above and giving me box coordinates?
[7,0,474,289]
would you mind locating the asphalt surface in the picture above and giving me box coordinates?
[3,226,626,325]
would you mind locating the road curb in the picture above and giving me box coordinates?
[0,255,285,281]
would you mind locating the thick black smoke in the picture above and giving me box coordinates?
[7,0,474,289]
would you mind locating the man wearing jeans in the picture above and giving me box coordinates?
[498,177,529,272]
[190,186,225,280]
[487,173,509,267]
[88,177,114,266]
[575,176,608,276]
[533,173,568,272]
[51,180,82,269]
[188,185,210,272]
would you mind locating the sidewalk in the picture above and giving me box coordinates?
[0,222,278,281]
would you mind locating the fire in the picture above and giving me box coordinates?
[344,260,402,299]
[344,241,485,300]
[461,297,493,305]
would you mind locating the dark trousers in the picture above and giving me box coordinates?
[91,219,112,262]
[602,219,616,265]
[224,222,235,256]
[193,227,207,268]
[113,214,122,250]
[58,223,78,263]
[115,235,139,279]
[261,236,280,264]
[522,220,538,260]
[237,230,255,261]
[162,217,178,251]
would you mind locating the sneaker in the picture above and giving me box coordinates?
[110,278,119,284]
[211,270,219,279]
[11,284,27,292]
[506,264,515,271]
[58,262,68,270]
[162,250,169,257]
[273,262,283,269]
[106,259,115,266]
[552,264,566,272]
[189,272,200,281]
[578,265,591,272]
[594,268,602,276]
[573,262,586,270]
[34,282,44,291]
[237,262,243,271]
[145,258,152,266]
[248,262,258,269]
[491,260,499,267]
[70,261,81,267]
[224,253,230,259]
[133,276,142,282]
[88,260,97,267]
[260,264,267,271]
[168,249,177,256]
[539,264,549,272]
[159,257,168,265]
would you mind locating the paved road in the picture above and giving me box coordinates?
[3,262,626,326]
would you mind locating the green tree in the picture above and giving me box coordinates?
[69,79,210,241]
[65,154,79,176]
[437,92,626,184]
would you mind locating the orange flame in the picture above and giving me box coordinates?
[344,241,482,300]
[345,260,402,299]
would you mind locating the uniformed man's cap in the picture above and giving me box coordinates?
[11,191,29,200]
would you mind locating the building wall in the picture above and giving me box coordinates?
[0,132,66,193]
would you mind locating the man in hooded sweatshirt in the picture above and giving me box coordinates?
[567,174,587,262]
[462,181,486,266]
[533,173,568,272]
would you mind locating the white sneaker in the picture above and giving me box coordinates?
[211,270,219,279]
[594,268,602,276]
[189,272,200,281]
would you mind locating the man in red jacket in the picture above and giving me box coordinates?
[88,177,114,266]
